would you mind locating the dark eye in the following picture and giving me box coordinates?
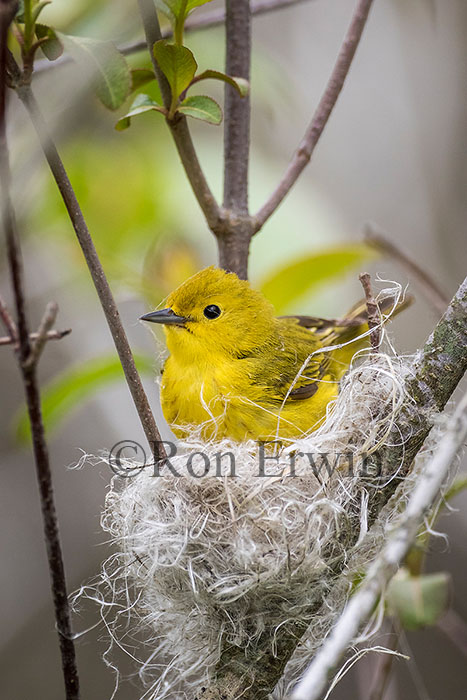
[203,304,221,320]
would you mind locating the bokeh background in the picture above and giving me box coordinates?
[1,0,466,698]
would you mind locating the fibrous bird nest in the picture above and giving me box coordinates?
[84,333,437,699]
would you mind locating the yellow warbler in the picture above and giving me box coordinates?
[141,267,408,443]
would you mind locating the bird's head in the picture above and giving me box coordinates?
[140,267,276,361]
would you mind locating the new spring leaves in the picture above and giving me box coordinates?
[117,0,249,129]
[117,45,249,129]
[16,0,248,119]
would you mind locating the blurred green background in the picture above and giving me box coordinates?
[1,0,466,699]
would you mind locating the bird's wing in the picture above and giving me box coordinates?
[246,319,334,404]
[280,293,413,334]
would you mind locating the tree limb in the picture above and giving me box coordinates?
[223,0,251,214]
[253,0,375,231]
[1,3,80,697]
[292,391,467,700]
[218,0,254,279]
[8,64,166,458]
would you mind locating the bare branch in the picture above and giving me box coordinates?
[137,0,224,233]
[34,0,315,74]
[0,327,71,346]
[365,227,449,315]
[292,391,467,700]
[24,300,58,368]
[223,0,251,214]
[1,4,80,697]
[359,271,381,352]
[12,74,166,458]
[254,0,375,231]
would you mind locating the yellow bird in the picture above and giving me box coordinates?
[141,267,408,443]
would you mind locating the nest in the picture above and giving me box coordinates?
[79,340,439,700]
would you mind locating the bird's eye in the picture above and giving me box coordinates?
[203,304,221,320]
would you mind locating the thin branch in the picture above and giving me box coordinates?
[0,327,71,346]
[359,271,381,352]
[254,0,375,231]
[292,391,467,700]
[33,0,315,74]
[137,0,224,233]
[1,3,80,697]
[365,227,449,315]
[223,0,251,214]
[9,67,166,458]
[24,300,58,368]
[0,292,18,341]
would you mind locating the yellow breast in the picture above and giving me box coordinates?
[160,354,338,443]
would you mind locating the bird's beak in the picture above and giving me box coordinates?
[139,308,187,326]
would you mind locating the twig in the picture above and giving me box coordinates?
[34,0,315,74]
[292,391,467,700]
[0,3,80,698]
[365,227,449,316]
[0,327,71,346]
[137,0,224,234]
[437,609,467,659]
[24,300,58,368]
[0,292,17,340]
[9,64,166,459]
[359,271,381,352]
[254,0,375,231]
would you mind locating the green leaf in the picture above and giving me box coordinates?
[259,244,377,313]
[157,0,214,22]
[59,34,131,110]
[35,24,64,61]
[14,354,155,443]
[130,68,156,93]
[386,570,451,629]
[191,69,249,97]
[153,40,197,104]
[178,94,221,124]
[32,1,51,24]
[115,93,166,131]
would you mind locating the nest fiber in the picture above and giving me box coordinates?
[97,351,425,699]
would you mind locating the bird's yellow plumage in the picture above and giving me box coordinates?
[141,267,407,443]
